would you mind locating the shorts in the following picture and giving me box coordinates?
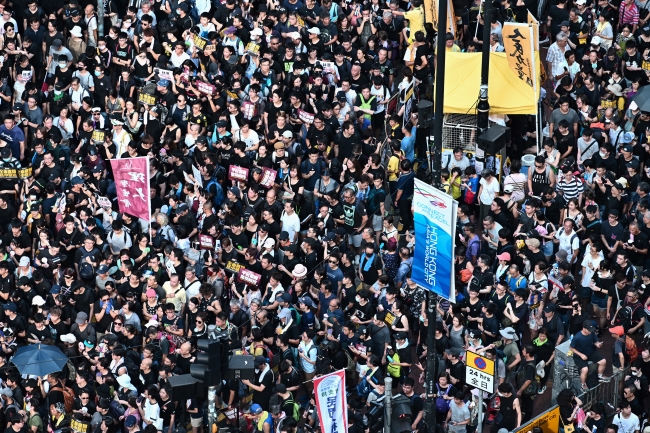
[591,294,607,310]
[574,351,604,370]
[579,286,592,299]
[372,214,384,232]
[190,417,203,428]
[349,233,363,248]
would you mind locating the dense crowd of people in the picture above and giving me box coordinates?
[6,0,650,432]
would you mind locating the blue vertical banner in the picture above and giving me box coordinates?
[412,179,457,302]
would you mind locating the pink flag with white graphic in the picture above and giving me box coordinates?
[110,157,150,220]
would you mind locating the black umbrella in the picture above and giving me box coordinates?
[632,85,650,111]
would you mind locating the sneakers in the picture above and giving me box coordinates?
[581,383,589,390]
[538,385,546,395]
[598,375,612,383]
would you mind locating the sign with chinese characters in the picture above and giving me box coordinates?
[384,311,396,326]
[154,67,174,81]
[228,165,249,182]
[138,93,157,106]
[205,44,216,52]
[91,130,105,143]
[193,35,208,51]
[465,351,495,393]
[199,234,214,250]
[313,370,347,433]
[225,260,244,273]
[238,269,262,286]
[0,167,31,179]
[70,418,91,433]
[195,80,216,95]
[259,168,277,188]
[502,22,535,88]
[515,406,560,433]
[297,109,314,124]
[97,196,112,208]
[245,42,260,57]
[110,157,151,220]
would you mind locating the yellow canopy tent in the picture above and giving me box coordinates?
[437,51,542,115]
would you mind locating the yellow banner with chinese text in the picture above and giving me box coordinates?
[502,23,535,88]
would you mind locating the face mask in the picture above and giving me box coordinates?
[355,296,361,302]
[54,90,61,95]
[254,368,259,373]
[599,151,606,158]
[26,405,31,412]
[58,62,66,67]
[94,71,101,77]
[176,9,182,14]
[98,45,106,50]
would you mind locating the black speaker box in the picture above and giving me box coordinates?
[168,374,204,401]
[418,100,434,128]
[477,125,511,155]
[224,355,256,381]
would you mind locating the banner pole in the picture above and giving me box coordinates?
[529,26,540,154]
[147,155,152,246]
[474,0,483,40]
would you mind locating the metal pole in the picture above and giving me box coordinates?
[97,0,104,37]
[431,0,447,191]
[476,0,491,135]
[477,393,484,432]
[384,376,393,433]
[424,292,438,430]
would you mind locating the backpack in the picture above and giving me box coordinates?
[435,384,451,413]
[51,383,75,413]
[464,184,477,205]
[78,247,99,279]
[516,363,540,396]
[625,335,639,364]
[615,304,643,331]
[205,177,225,207]
[161,333,178,354]
[284,396,300,422]
[246,342,275,369]
[79,262,95,280]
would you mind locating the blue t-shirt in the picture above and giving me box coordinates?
[570,330,597,358]
[401,128,416,162]
[396,171,415,202]
[0,125,25,158]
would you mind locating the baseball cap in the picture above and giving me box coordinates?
[157,79,170,87]
[250,404,263,415]
[254,355,266,367]
[609,325,625,337]
[543,303,556,313]
[124,416,137,428]
[97,265,109,274]
[583,320,596,332]
[3,303,16,313]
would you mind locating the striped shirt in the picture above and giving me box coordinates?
[557,178,585,200]
[619,2,640,25]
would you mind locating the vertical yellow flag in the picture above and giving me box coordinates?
[527,10,539,49]
[502,22,535,88]
[424,0,457,35]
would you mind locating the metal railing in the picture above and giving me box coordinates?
[578,367,629,418]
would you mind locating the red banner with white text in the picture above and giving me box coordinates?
[110,157,150,220]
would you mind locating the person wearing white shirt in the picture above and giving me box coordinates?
[53,109,74,141]
[280,201,301,242]
[139,388,162,430]
[555,219,581,264]
[612,401,640,433]
[170,43,190,68]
